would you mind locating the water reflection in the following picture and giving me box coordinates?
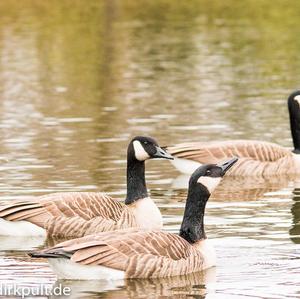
[0,235,45,251]
[289,189,300,244]
[51,268,216,299]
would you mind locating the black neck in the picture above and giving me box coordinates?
[179,182,210,243]
[288,100,300,152]
[125,143,148,205]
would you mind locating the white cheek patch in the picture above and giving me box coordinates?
[197,177,221,194]
[294,95,300,105]
[133,140,150,161]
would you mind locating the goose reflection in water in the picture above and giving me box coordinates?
[289,189,300,244]
[49,267,216,299]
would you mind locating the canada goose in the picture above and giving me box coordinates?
[29,157,238,280]
[167,90,300,176]
[0,136,173,237]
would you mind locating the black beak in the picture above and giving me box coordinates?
[153,146,174,160]
[217,157,238,175]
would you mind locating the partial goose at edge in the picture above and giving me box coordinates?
[167,90,300,176]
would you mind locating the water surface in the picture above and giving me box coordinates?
[0,1,300,298]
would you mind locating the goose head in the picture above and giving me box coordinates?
[288,90,300,119]
[288,90,300,107]
[189,157,238,194]
[129,136,173,161]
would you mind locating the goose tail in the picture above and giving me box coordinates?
[28,249,72,259]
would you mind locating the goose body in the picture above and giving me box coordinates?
[168,90,300,176]
[168,140,299,176]
[44,231,215,280]
[0,136,173,237]
[29,158,238,279]
[0,193,161,237]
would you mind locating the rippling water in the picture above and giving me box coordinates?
[0,1,300,298]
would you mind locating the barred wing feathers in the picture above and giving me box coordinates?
[35,229,204,278]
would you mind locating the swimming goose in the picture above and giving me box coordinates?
[29,157,238,280]
[0,136,173,237]
[167,90,300,176]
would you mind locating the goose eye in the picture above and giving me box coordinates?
[144,141,148,145]
[206,170,211,175]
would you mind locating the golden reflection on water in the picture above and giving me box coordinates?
[0,1,300,298]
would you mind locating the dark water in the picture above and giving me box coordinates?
[0,1,300,298]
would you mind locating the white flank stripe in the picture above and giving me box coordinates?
[0,219,46,237]
[48,258,125,280]
[170,158,202,174]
